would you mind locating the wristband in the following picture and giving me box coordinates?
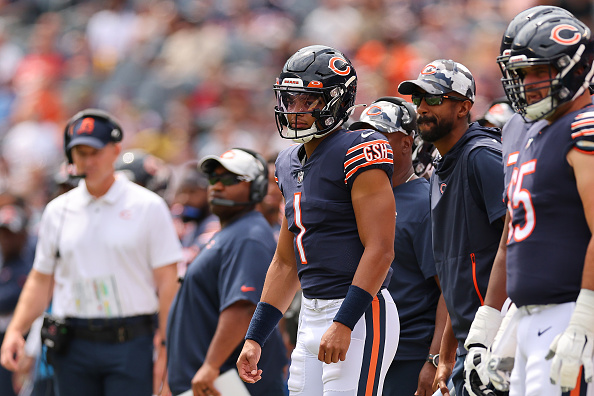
[245,302,284,347]
[333,285,374,330]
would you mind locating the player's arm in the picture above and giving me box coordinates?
[1,269,53,371]
[238,215,300,383]
[318,168,395,364]
[193,300,257,396]
[547,149,594,391]
[464,212,510,396]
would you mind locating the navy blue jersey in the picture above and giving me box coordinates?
[430,123,506,346]
[166,211,287,396]
[507,106,594,307]
[501,114,547,203]
[275,128,393,299]
[390,178,440,360]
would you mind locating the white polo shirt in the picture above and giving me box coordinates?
[34,174,183,318]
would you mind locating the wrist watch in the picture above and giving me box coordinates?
[427,353,439,368]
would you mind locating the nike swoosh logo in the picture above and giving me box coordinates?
[361,131,374,138]
[241,285,256,292]
[538,326,552,336]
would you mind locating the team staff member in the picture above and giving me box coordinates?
[167,148,287,396]
[398,60,506,396]
[0,109,182,396]
[350,97,447,396]
[237,45,399,396]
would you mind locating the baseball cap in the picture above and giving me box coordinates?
[199,149,264,181]
[350,99,416,135]
[66,115,122,151]
[0,204,27,233]
[398,59,476,102]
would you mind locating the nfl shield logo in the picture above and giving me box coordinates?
[297,171,304,183]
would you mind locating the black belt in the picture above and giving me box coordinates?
[67,315,155,343]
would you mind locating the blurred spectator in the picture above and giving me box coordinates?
[476,97,515,129]
[170,163,220,277]
[0,198,34,396]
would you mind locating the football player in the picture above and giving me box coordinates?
[499,13,594,396]
[237,45,399,395]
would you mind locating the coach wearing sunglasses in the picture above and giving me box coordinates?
[399,60,506,396]
[166,148,287,396]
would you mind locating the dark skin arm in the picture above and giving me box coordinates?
[483,213,510,309]
[192,300,256,396]
[416,287,447,396]
[318,168,395,364]
[433,314,457,396]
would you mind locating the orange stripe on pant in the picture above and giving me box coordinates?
[569,367,582,396]
[365,296,380,396]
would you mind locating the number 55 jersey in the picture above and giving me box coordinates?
[507,105,594,307]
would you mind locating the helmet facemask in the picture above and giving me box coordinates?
[274,79,356,143]
[507,45,594,121]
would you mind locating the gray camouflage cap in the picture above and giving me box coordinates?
[398,59,476,102]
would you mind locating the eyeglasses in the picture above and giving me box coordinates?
[208,173,245,186]
[411,93,469,107]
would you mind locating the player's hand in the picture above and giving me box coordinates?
[414,361,436,396]
[547,325,594,391]
[0,329,25,372]
[237,339,263,384]
[546,289,594,392]
[464,346,495,396]
[432,359,454,396]
[319,321,351,364]
[191,362,220,396]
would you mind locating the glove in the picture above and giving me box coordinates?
[464,350,496,396]
[546,289,594,392]
[486,303,519,391]
[463,305,503,396]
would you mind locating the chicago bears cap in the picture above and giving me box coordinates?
[398,59,476,102]
[0,204,27,233]
[200,149,263,181]
[350,100,415,135]
[66,116,121,151]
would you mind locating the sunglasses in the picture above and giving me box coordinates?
[208,173,245,186]
[411,93,468,107]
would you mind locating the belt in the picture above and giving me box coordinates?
[67,315,155,343]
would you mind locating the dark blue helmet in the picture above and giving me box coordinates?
[505,15,593,121]
[274,45,357,143]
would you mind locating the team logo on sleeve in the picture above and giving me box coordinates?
[550,24,581,46]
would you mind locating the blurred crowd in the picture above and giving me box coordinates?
[0,0,591,222]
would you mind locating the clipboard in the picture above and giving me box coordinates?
[178,369,250,396]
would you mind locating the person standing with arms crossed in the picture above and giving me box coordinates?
[0,108,182,396]
[236,45,399,396]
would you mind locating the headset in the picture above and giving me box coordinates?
[63,108,123,164]
[210,148,269,207]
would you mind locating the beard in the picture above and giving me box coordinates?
[417,115,454,143]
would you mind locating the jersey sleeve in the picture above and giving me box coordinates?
[344,130,393,188]
[569,110,594,154]
[467,147,507,224]
[218,238,274,312]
